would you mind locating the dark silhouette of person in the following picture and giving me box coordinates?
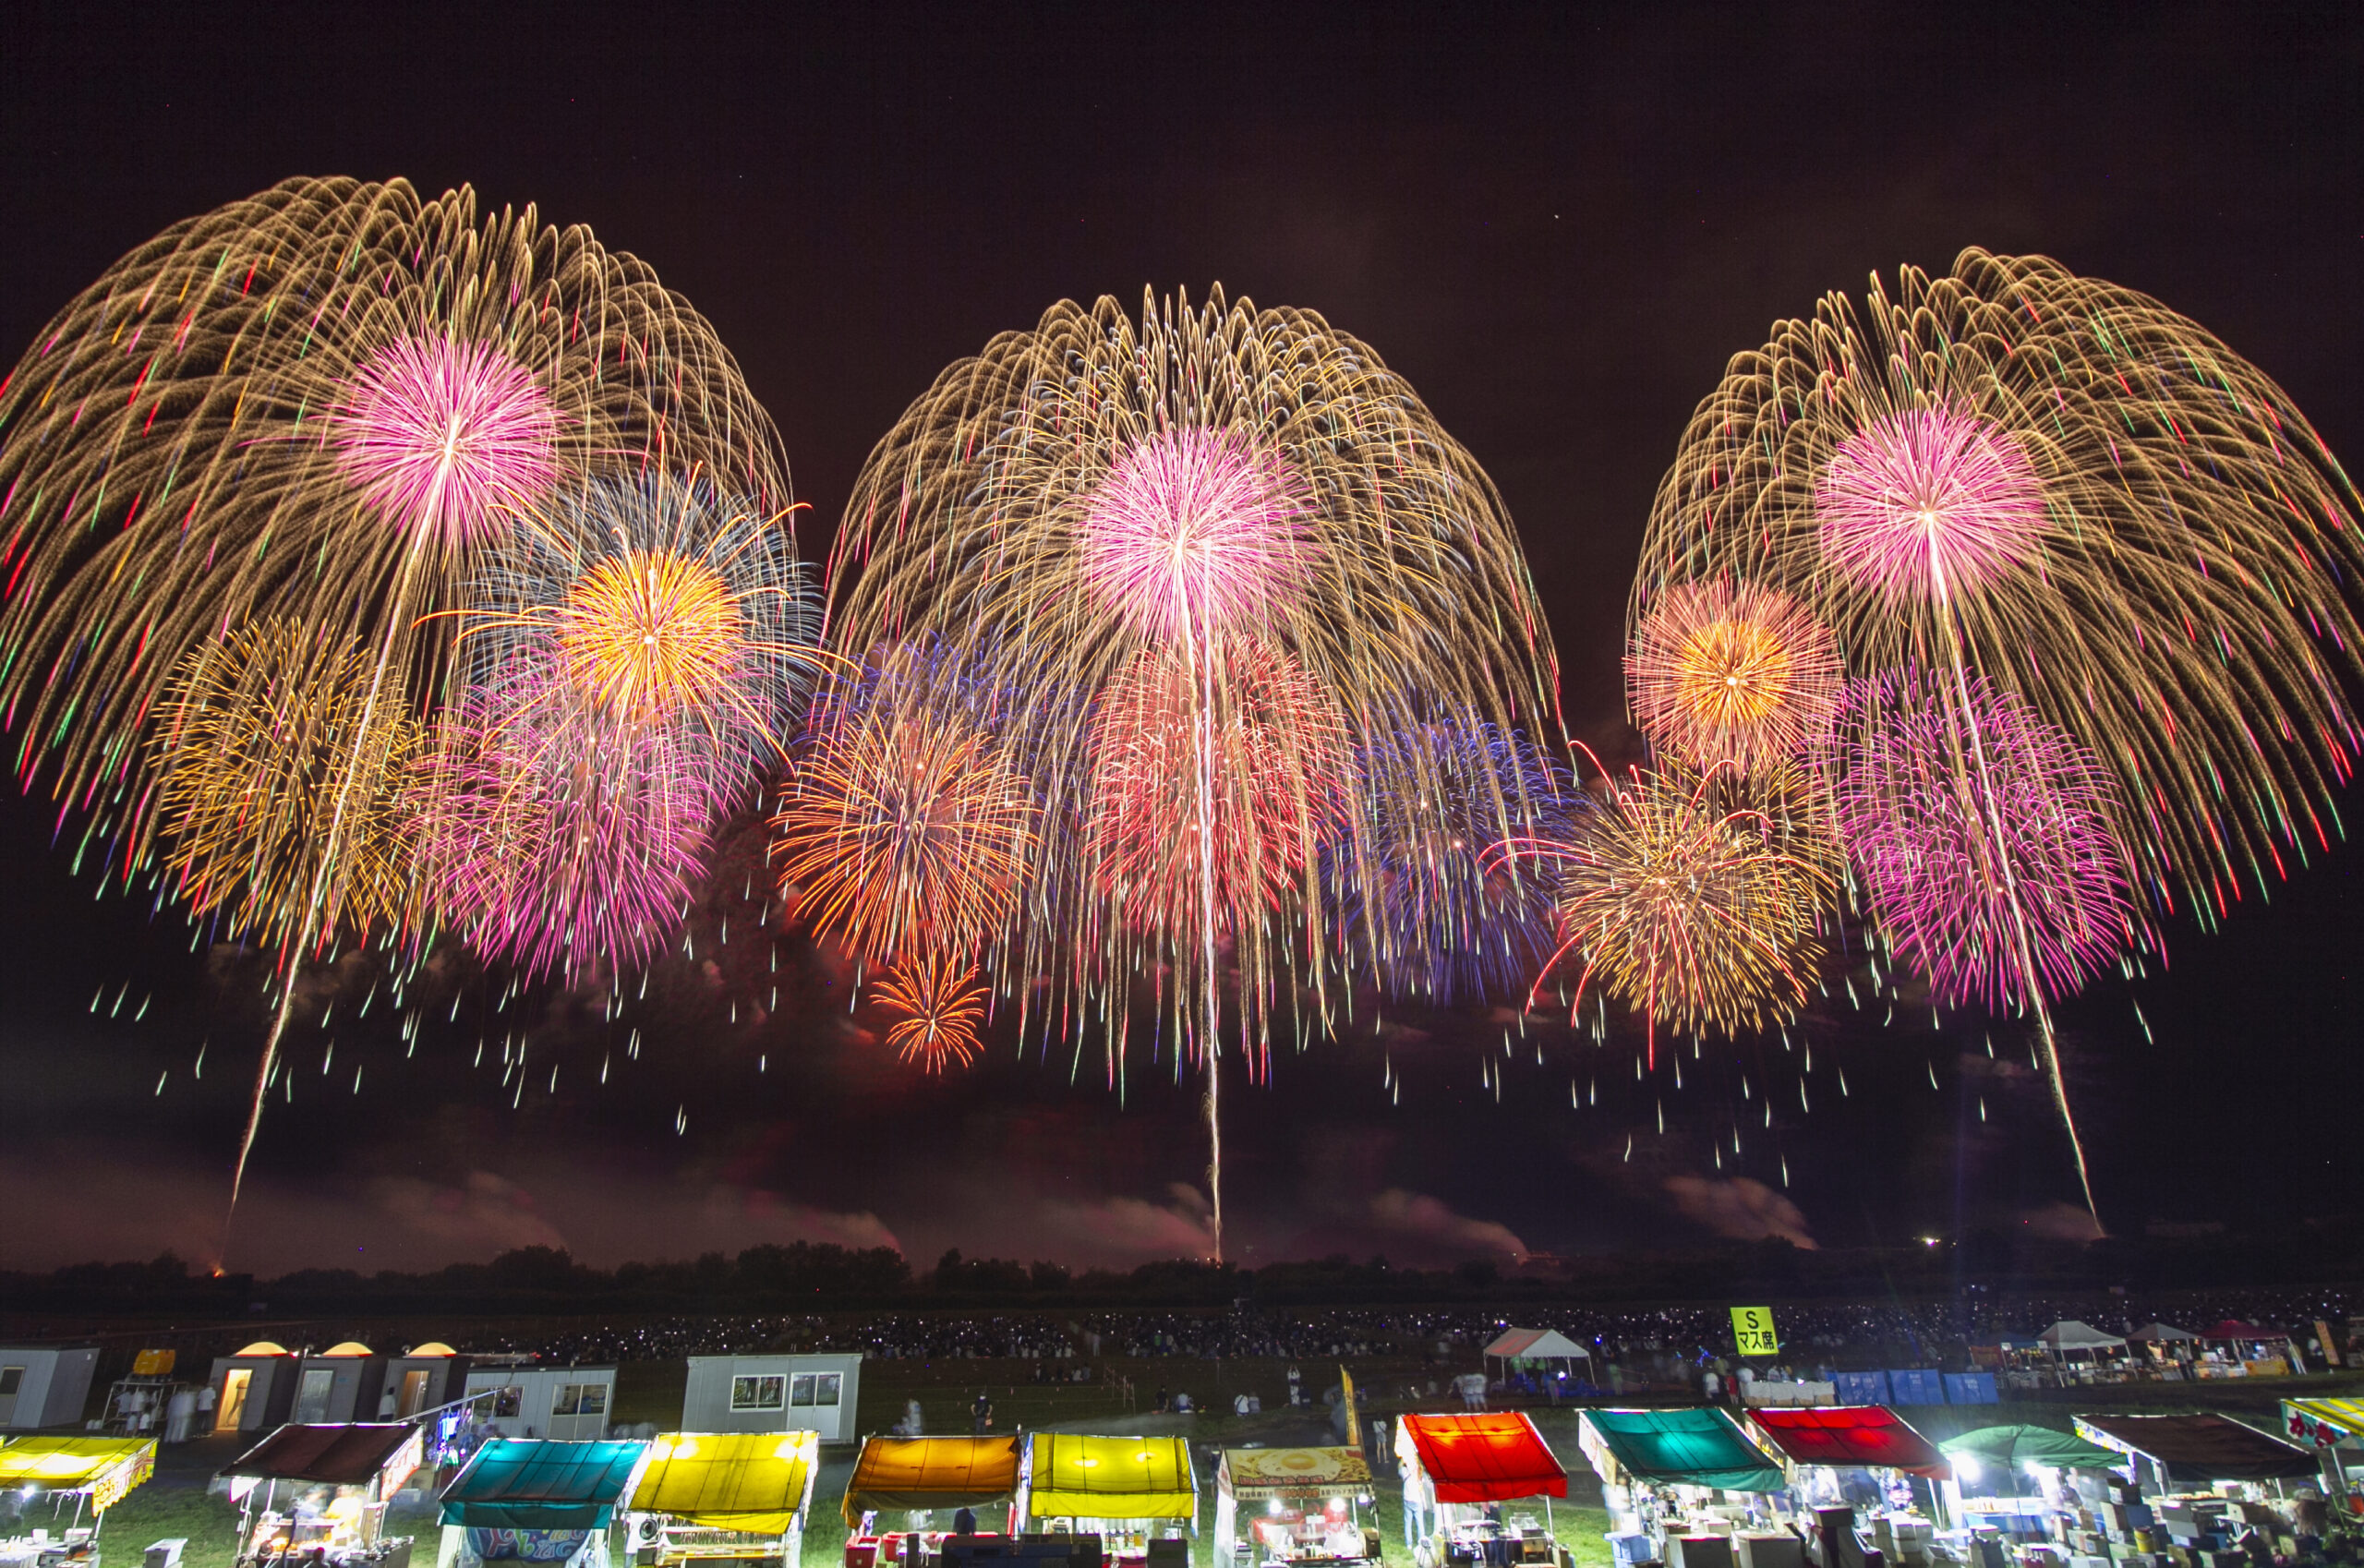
[972,1391,994,1434]
[954,1508,979,1537]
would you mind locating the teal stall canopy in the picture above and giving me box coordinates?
[440,1440,646,1529]
[1577,1408,1786,1493]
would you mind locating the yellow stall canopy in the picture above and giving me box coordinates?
[1027,1435,1196,1523]
[1218,1448,1373,1502]
[0,1437,158,1513]
[628,1432,819,1536]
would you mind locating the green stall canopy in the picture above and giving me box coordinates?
[1940,1425,2122,1473]
[1577,1408,1787,1494]
[439,1439,646,1530]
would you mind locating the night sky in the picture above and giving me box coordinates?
[2,4,2358,1276]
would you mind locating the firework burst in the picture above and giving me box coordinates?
[1832,669,2133,1013]
[0,177,795,1228]
[874,952,991,1072]
[1626,579,1841,772]
[151,620,423,948]
[820,287,1560,1257]
[1521,761,1837,1061]
[1635,249,2364,1215]
[463,471,819,790]
[772,643,1037,970]
[1635,248,2363,922]
[407,674,717,982]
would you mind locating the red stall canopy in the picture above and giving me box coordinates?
[1745,1406,1950,1479]
[1398,1413,1568,1503]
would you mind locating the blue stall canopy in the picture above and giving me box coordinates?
[440,1440,646,1529]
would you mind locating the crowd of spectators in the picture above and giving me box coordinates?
[454,1286,2357,1369]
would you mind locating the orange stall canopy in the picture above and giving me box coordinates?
[1744,1406,1951,1479]
[841,1435,1024,1526]
[1397,1413,1567,1503]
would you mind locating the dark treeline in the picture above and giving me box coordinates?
[3,1218,2359,1318]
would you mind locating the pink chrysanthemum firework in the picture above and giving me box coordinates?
[1833,668,2131,1012]
[1816,405,2047,599]
[1087,639,1348,942]
[1079,427,1315,641]
[408,676,716,981]
[331,335,561,544]
[1627,579,1841,770]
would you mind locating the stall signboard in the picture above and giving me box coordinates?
[1731,1308,1779,1357]
[2281,1398,2364,1452]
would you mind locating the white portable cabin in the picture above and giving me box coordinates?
[681,1355,862,1442]
[288,1344,389,1424]
[209,1344,302,1434]
[382,1345,471,1418]
[0,1345,100,1429]
[461,1364,619,1439]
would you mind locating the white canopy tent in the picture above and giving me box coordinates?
[2039,1321,2129,1352]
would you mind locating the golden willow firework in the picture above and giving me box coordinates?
[1633,249,2364,1216]
[0,176,796,1223]
[151,619,423,947]
[1634,249,2363,923]
[817,287,1562,1258]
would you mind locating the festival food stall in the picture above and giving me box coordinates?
[2125,1326,2201,1380]
[620,1432,817,1568]
[2279,1397,2364,1505]
[1573,1407,1786,1568]
[2196,1323,2297,1379]
[434,1438,646,1568]
[0,1437,156,1567]
[1020,1435,1198,1567]
[1481,1333,1594,1402]
[222,1423,426,1568]
[1396,1413,1568,1568]
[2070,1414,2322,1561]
[2034,1325,2133,1387]
[1936,1423,2123,1546]
[839,1435,1023,1568]
[1741,1405,1950,1556]
[1212,1448,1377,1567]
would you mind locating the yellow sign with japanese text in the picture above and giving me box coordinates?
[1731,1306,1779,1357]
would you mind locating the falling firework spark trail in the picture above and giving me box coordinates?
[815,288,1560,1258]
[1634,250,2364,1220]
[0,178,797,1249]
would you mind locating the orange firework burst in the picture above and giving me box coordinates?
[874,952,990,1071]
[772,645,1037,967]
[1626,579,1840,771]
[554,549,743,724]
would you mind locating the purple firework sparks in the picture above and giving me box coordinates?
[1834,667,2132,1011]
[409,671,716,980]
[1079,427,1316,641]
[1816,405,2047,598]
[331,334,561,544]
